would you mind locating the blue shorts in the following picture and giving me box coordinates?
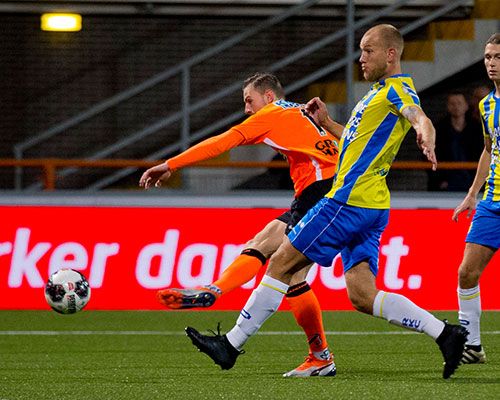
[466,200,500,250]
[288,197,389,275]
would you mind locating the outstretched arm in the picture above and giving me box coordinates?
[401,105,437,171]
[304,97,344,139]
[139,129,245,189]
[452,137,492,222]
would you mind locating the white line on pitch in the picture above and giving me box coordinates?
[0,330,499,336]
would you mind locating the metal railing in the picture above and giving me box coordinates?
[13,0,473,191]
[13,0,323,189]
[0,158,477,191]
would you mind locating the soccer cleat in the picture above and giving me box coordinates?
[185,324,244,370]
[461,345,486,364]
[283,353,336,377]
[436,321,469,379]
[157,285,221,309]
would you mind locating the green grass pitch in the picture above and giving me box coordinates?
[0,310,499,400]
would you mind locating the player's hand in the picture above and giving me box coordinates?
[452,193,477,222]
[304,97,329,127]
[139,163,172,189]
[416,131,437,171]
[403,106,437,171]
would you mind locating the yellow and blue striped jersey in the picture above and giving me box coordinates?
[479,91,500,205]
[326,74,420,209]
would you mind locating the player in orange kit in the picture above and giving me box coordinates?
[140,72,342,376]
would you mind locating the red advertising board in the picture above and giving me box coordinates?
[0,205,498,311]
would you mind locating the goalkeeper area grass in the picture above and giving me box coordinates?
[1,310,499,400]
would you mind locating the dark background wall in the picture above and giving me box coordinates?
[0,12,491,190]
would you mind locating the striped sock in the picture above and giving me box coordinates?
[373,290,445,339]
[286,282,331,360]
[458,285,481,346]
[226,275,288,350]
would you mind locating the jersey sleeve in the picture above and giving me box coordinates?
[479,100,490,139]
[481,115,489,139]
[167,129,246,170]
[231,107,273,144]
[387,82,421,114]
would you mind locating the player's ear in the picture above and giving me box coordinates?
[387,47,397,62]
[265,89,276,103]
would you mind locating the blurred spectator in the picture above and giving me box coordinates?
[428,91,484,191]
[468,85,491,124]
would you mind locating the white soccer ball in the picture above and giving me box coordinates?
[44,269,91,314]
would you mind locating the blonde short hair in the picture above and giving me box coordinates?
[368,24,404,55]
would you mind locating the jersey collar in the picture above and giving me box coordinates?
[372,73,411,89]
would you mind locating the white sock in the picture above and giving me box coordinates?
[226,275,288,350]
[373,291,445,339]
[458,285,481,346]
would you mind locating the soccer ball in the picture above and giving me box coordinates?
[45,269,91,314]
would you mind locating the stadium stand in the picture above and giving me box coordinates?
[2,0,498,191]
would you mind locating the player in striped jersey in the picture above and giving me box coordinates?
[140,72,342,377]
[452,32,500,365]
[186,24,468,380]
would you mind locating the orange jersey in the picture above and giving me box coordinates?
[167,99,339,197]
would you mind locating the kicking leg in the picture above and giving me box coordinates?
[158,219,286,309]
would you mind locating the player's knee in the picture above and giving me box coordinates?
[243,238,274,259]
[267,250,290,279]
[346,278,373,313]
[244,236,264,251]
[458,264,481,287]
[267,242,304,282]
[245,229,284,258]
[348,291,372,314]
[345,263,377,314]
